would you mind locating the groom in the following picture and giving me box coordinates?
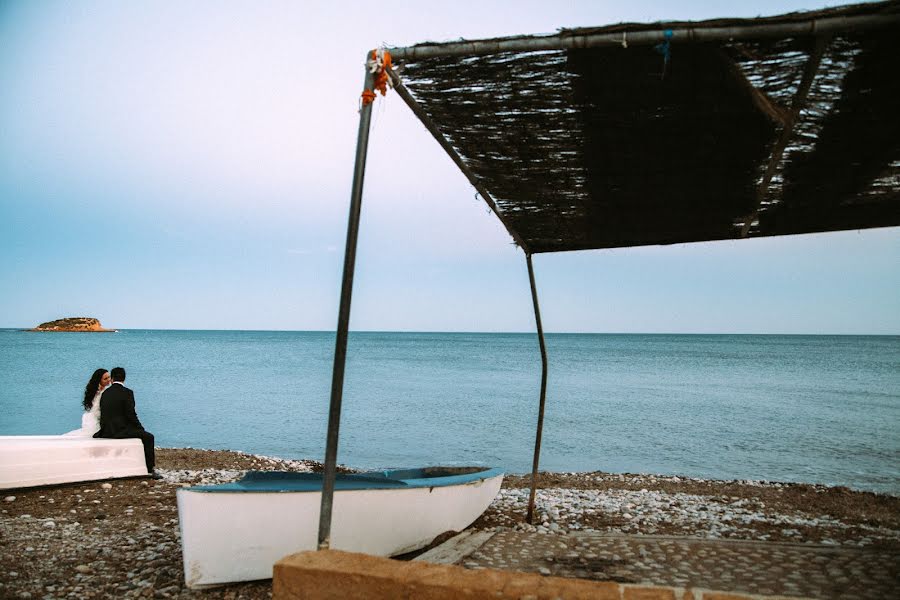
[94,367,161,479]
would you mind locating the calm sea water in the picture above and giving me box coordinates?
[1,330,898,493]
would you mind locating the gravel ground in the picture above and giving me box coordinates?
[478,473,900,549]
[2,449,897,599]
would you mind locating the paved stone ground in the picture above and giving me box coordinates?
[457,531,900,599]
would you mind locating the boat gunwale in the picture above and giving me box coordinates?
[182,466,505,493]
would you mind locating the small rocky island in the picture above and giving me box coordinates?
[30,317,116,332]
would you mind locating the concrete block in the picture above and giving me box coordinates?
[276,550,625,600]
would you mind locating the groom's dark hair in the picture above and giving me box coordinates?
[110,367,126,382]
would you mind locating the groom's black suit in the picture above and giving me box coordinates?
[93,382,155,472]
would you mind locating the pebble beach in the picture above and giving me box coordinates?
[2,448,898,599]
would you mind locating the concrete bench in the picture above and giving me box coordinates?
[0,435,148,489]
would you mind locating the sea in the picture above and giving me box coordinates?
[1,330,898,494]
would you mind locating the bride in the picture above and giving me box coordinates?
[64,369,110,436]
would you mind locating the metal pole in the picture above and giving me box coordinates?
[525,253,548,524]
[740,35,829,237]
[387,69,530,253]
[317,61,376,550]
[387,13,899,61]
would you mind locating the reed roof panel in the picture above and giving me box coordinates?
[390,1,900,253]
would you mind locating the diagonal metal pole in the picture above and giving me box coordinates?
[740,35,829,237]
[387,69,530,253]
[317,61,376,550]
[525,253,549,524]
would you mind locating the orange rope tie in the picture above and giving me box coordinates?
[373,50,392,96]
[360,49,392,108]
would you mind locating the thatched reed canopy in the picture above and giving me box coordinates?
[388,1,900,253]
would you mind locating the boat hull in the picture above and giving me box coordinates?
[0,435,148,490]
[177,469,503,587]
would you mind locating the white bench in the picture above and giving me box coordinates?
[0,435,148,489]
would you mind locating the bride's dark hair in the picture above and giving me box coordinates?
[83,369,108,411]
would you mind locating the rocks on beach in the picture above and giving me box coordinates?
[1,448,897,599]
[485,487,895,545]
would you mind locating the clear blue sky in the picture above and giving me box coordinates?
[1,1,897,333]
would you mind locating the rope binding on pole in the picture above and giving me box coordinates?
[360,48,393,110]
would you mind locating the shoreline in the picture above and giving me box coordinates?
[2,448,898,599]
[159,445,900,498]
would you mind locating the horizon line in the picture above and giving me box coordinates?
[3,327,898,336]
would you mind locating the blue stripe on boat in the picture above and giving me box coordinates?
[186,466,504,493]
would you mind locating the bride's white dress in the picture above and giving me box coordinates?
[64,391,102,437]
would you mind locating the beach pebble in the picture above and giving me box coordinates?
[3,496,15,502]
[75,565,92,574]
[101,483,113,490]
[42,520,56,528]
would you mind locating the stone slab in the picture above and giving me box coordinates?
[459,530,897,599]
[415,531,496,564]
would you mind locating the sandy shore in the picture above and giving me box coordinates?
[1,448,897,599]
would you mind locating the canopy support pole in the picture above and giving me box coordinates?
[317,62,375,550]
[525,253,548,524]
[387,69,530,252]
[388,13,897,61]
[740,35,829,237]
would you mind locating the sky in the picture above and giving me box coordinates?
[1,0,897,334]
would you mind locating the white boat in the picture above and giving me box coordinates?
[0,435,148,489]
[177,466,503,588]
